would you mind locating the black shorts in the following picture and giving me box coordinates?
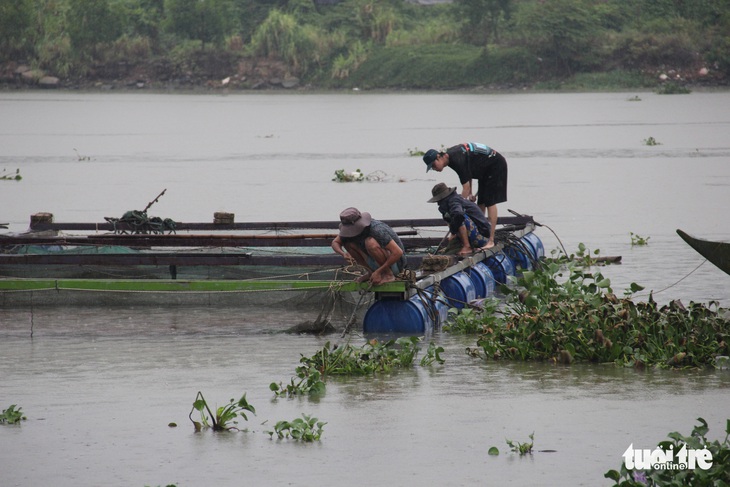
[476,152,508,207]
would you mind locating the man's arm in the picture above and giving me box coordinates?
[331,236,352,263]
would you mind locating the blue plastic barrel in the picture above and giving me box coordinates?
[464,262,496,299]
[504,243,533,271]
[419,286,450,324]
[484,252,516,284]
[440,271,476,309]
[523,232,545,259]
[363,298,430,334]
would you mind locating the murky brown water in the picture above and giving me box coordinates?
[1,91,729,486]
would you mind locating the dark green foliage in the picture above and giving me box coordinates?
[513,0,606,75]
[0,0,33,59]
[454,0,513,45]
[4,0,730,88]
[66,0,123,51]
[341,44,485,89]
[162,0,236,47]
[459,247,729,368]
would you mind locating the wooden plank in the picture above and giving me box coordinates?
[0,235,441,250]
[29,218,447,231]
[27,216,534,231]
[0,235,443,249]
[0,252,431,268]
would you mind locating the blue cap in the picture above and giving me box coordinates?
[423,149,439,172]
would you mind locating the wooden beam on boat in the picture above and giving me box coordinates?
[27,216,534,232]
[0,234,443,249]
[0,252,432,268]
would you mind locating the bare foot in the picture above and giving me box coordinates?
[481,241,495,250]
[458,248,474,256]
[375,274,396,285]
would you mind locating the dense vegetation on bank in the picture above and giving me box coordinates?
[1,0,729,91]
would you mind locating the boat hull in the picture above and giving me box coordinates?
[676,229,730,276]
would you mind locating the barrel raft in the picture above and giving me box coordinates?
[362,231,543,334]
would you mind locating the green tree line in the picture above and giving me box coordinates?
[1,0,729,89]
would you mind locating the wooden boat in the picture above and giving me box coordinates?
[1,213,543,333]
[676,229,730,276]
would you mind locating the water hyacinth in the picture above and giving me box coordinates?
[456,248,730,369]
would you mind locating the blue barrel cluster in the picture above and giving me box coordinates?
[504,232,545,271]
[362,232,544,334]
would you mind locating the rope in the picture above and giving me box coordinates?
[340,285,371,338]
[632,258,708,298]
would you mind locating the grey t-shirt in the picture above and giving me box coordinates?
[355,219,408,270]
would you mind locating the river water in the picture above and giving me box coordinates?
[1,90,729,486]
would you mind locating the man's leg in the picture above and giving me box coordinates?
[463,215,489,252]
[485,204,498,248]
[364,237,397,282]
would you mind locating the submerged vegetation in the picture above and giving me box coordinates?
[1,0,728,90]
[452,246,729,369]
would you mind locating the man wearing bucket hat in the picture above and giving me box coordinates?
[423,142,507,248]
[428,182,492,256]
[331,207,407,285]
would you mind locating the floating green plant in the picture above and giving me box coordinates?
[443,299,500,334]
[507,433,534,456]
[189,392,256,432]
[458,246,729,368]
[643,136,661,146]
[266,414,326,442]
[419,341,445,366]
[272,337,436,396]
[627,95,642,102]
[301,337,421,376]
[0,405,26,424]
[630,232,650,246]
[270,368,326,398]
[605,417,730,485]
[408,147,425,156]
[0,168,22,181]
[333,168,364,182]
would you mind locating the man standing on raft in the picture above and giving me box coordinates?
[423,142,508,249]
[331,207,407,285]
